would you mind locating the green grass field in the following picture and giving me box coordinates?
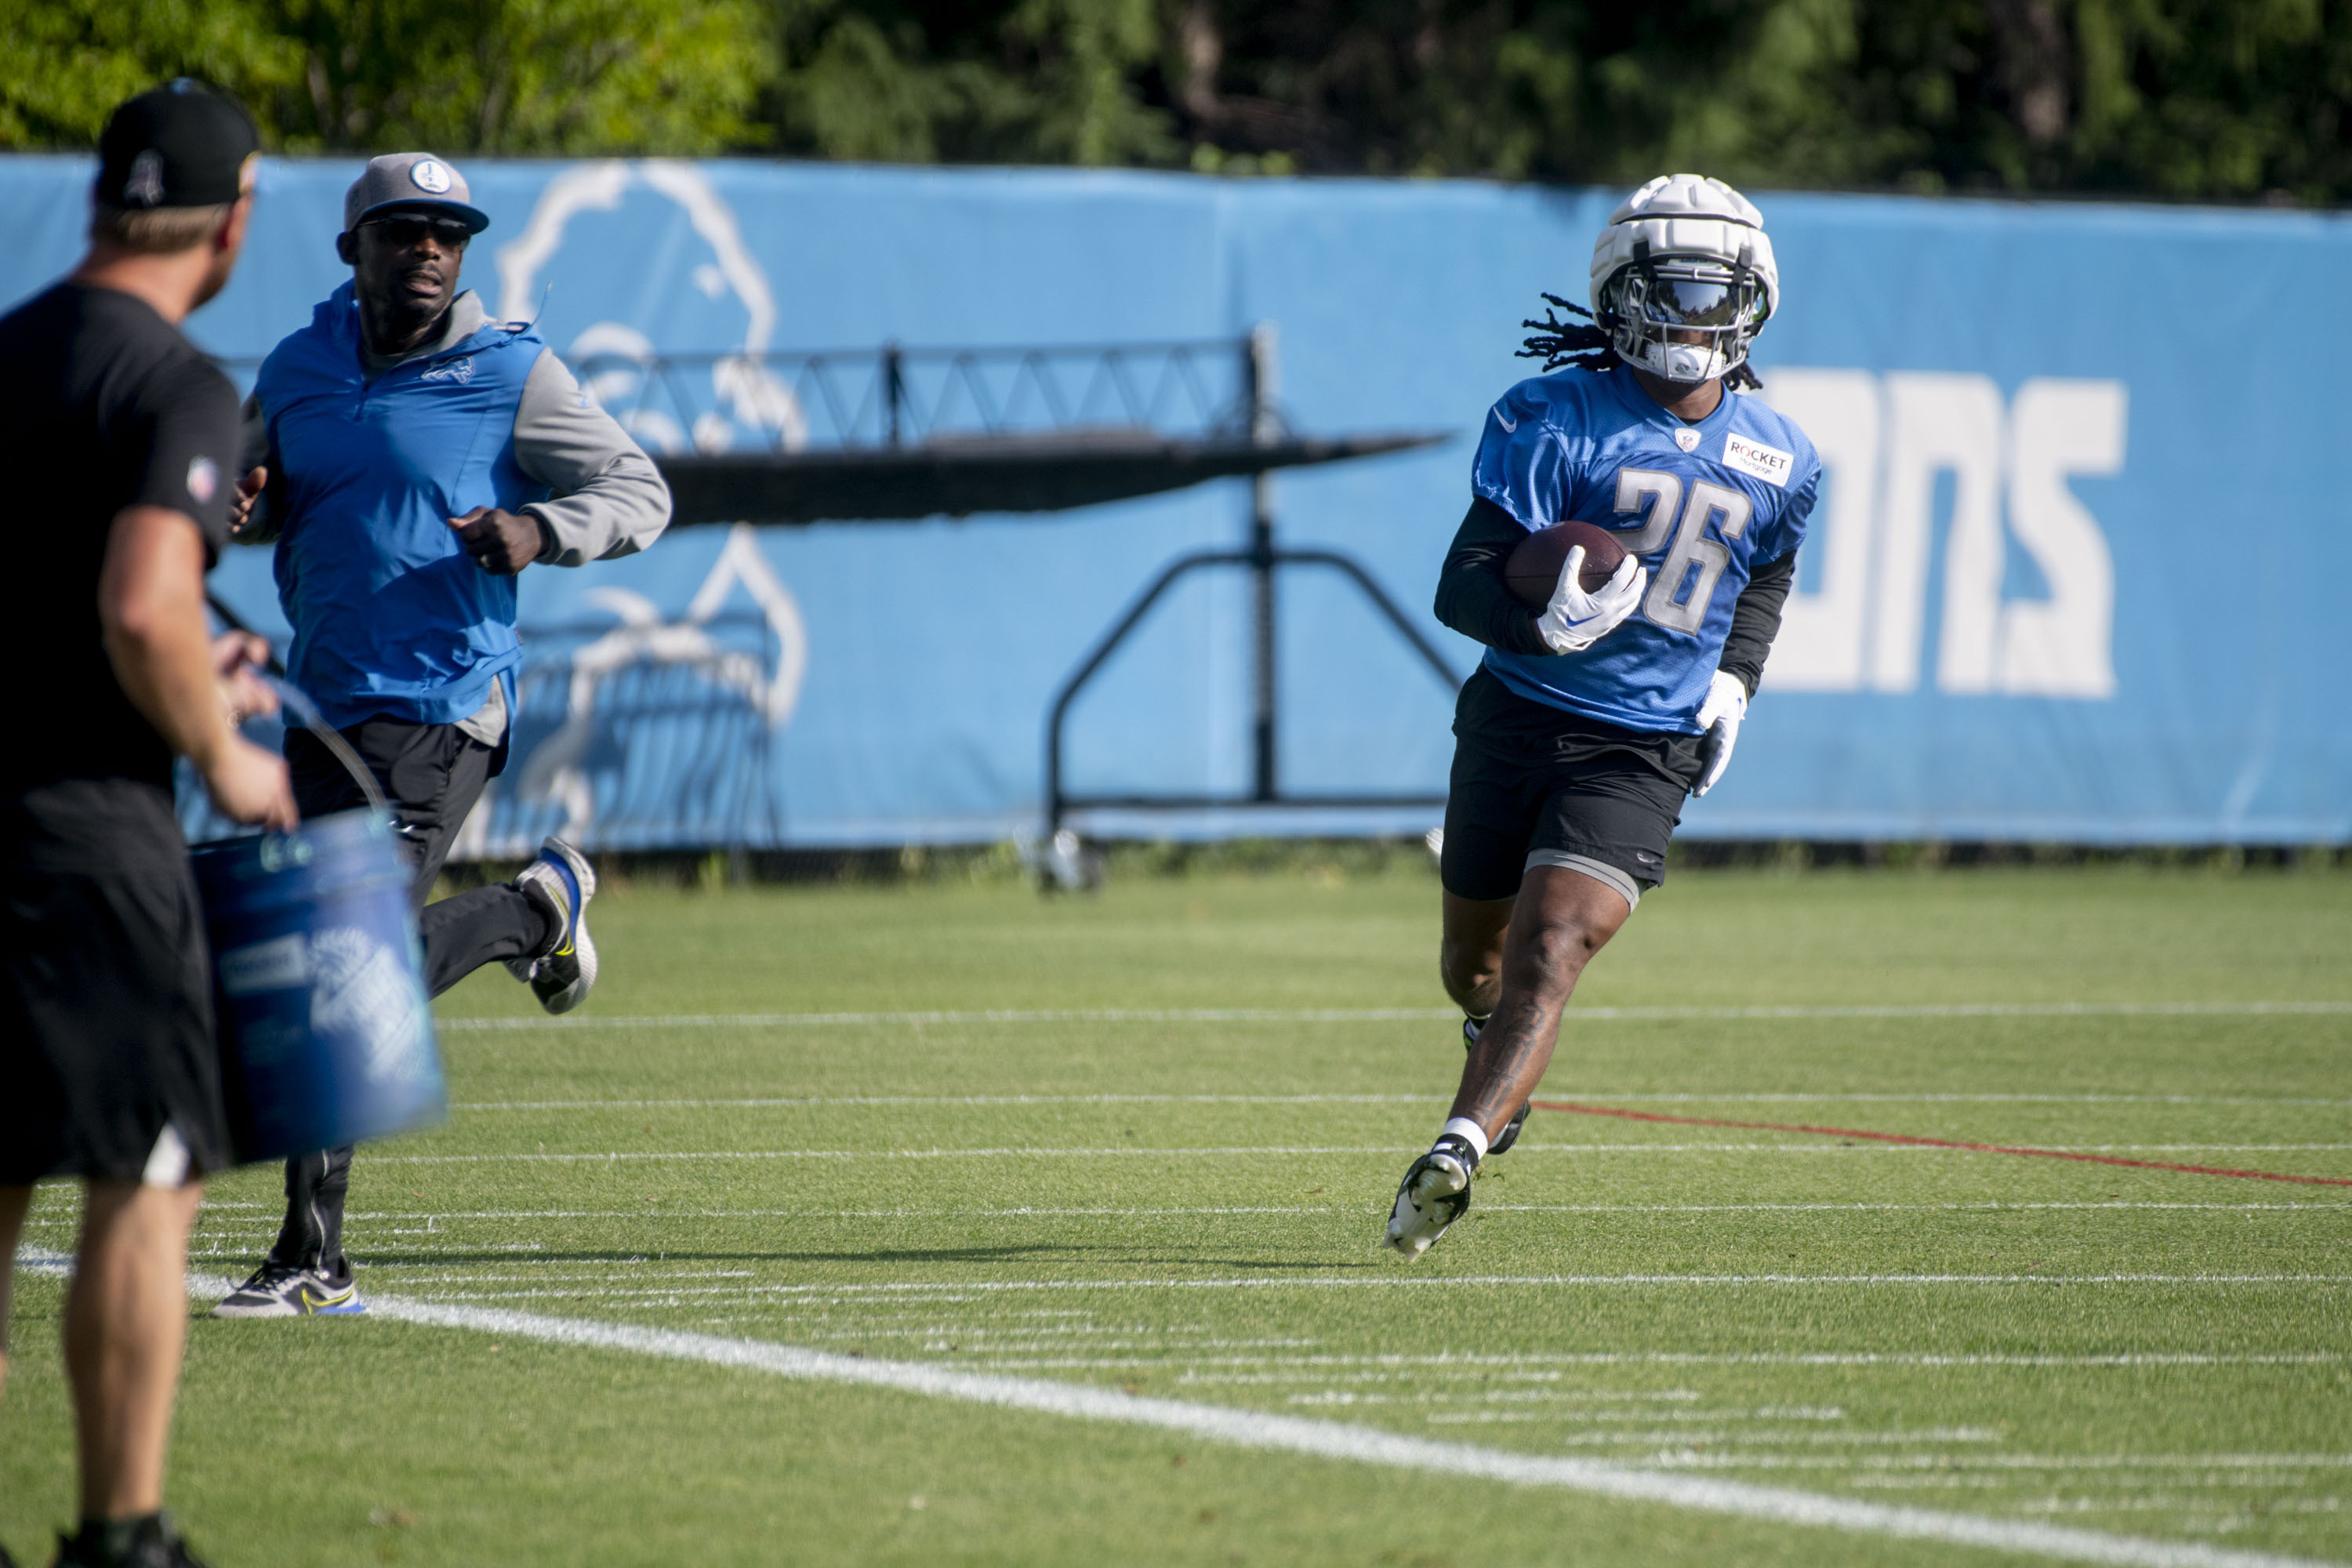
[5,862,2350,1566]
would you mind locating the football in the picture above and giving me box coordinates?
[1504,520,1627,607]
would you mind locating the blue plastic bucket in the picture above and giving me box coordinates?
[191,809,446,1163]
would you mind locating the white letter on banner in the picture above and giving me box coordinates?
[1754,370,1877,692]
[1871,373,2005,693]
[1999,379,2125,698]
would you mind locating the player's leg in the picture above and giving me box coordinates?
[223,720,583,1315]
[1439,890,1513,1018]
[65,1178,204,1522]
[1439,891,1536,1156]
[0,1183,30,1399]
[223,720,435,1318]
[281,718,557,996]
[1390,867,1633,1259]
[219,727,391,1318]
[1431,742,1542,1166]
[1391,761,1677,1258]
[327,718,589,1011]
[1447,863,1633,1139]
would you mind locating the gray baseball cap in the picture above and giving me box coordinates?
[343,151,490,234]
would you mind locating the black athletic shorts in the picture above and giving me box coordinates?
[1439,666,1703,910]
[0,780,230,1185]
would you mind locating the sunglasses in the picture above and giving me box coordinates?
[362,213,472,249]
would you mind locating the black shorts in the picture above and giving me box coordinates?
[0,780,230,1185]
[1439,667,1701,909]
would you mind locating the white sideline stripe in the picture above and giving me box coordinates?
[434,999,2352,1030]
[303,1304,2352,1568]
[376,1274,2352,1298]
[11,1249,2337,1566]
[449,1091,2352,1109]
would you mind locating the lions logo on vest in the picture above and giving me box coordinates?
[419,356,476,385]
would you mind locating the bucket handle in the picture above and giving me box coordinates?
[206,592,393,825]
[267,677,393,821]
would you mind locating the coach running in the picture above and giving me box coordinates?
[213,153,671,1319]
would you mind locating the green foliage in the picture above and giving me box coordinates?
[2,0,2347,201]
[0,0,302,149]
[0,0,773,154]
[767,0,1175,165]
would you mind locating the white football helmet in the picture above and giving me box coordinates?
[1588,174,1778,385]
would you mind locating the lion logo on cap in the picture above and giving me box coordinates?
[124,149,166,208]
[408,158,454,194]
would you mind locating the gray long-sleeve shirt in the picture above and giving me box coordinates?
[237,290,672,566]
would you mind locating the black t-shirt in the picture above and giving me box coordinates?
[0,282,238,793]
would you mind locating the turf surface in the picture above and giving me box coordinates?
[5,864,2349,1566]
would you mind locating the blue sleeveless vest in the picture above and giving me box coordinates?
[259,282,548,728]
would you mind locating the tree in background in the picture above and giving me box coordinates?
[1155,0,2352,202]
[2,0,2346,204]
[0,0,769,154]
[766,0,1173,165]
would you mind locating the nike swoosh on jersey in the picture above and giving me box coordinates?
[1494,408,1518,432]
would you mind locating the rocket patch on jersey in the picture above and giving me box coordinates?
[1722,432,1794,488]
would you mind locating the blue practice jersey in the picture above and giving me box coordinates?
[1471,367,1820,734]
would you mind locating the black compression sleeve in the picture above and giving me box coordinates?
[1717,549,1796,696]
[1433,495,1553,657]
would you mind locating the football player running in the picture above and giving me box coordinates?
[1385,175,1820,1259]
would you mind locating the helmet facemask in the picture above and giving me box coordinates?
[1598,240,1769,386]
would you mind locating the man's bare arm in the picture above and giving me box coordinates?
[99,506,296,829]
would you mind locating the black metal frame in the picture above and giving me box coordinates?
[1044,329,1461,840]
[563,336,1251,452]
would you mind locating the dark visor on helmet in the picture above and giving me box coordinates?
[1635,274,1759,329]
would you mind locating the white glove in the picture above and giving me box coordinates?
[1692,669,1749,797]
[1537,550,1647,654]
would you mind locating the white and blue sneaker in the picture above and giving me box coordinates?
[1384,1134,1479,1261]
[211,1259,365,1319]
[509,836,598,1014]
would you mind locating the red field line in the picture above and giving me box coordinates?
[1526,1101,2352,1187]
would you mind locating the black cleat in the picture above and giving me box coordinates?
[1383,1134,1479,1260]
[52,1512,212,1568]
[1463,1016,1530,1156]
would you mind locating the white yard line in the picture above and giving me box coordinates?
[448,1091,2352,1109]
[24,1201,2333,1229]
[434,1000,2352,1031]
[359,1143,2352,1163]
[12,1248,2338,1566]
[1154,1352,2347,1373]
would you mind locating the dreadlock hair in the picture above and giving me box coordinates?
[1517,292,1763,392]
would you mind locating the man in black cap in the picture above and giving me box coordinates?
[210,151,670,1319]
[0,80,296,1568]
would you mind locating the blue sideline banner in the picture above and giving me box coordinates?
[7,155,2347,847]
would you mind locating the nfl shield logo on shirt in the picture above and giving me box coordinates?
[185,456,218,504]
[1673,426,1701,452]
